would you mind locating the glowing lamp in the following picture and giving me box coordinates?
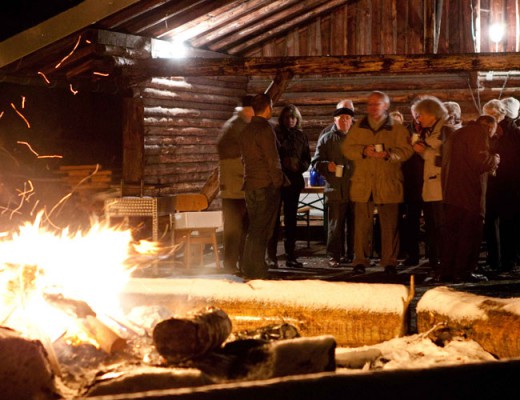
[489,23,506,44]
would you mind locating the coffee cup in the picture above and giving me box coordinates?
[411,133,420,144]
[374,143,385,152]
[335,165,344,178]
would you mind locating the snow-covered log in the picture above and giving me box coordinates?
[121,279,412,347]
[416,286,520,358]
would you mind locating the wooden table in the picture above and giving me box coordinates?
[299,186,325,212]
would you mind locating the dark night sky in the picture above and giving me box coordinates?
[0,1,84,41]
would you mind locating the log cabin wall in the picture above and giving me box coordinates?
[242,0,520,153]
[134,75,248,198]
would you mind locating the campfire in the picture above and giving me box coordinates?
[0,211,518,400]
[0,212,161,397]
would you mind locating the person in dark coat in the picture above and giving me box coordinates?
[267,104,311,268]
[438,115,499,282]
[311,106,355,268]
[239,94,285,279]
[483,99,520,273]
[397,103,424,267]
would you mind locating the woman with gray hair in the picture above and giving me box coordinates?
[482,98,520,274]
[412,96,453,274]
[443,101,463,129]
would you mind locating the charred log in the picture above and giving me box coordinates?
[0,326,61,400]
[153,306,232,362]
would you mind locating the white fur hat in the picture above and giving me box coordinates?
[501,97,520,118]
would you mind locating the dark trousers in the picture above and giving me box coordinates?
[484,209,520,271]
[399,201,423,261]
[268,184,302,260]
[326,200,353,260]
[243,186,281,279]
[423,201,443,267]
[440,203,483,280]
[221,198,248,271]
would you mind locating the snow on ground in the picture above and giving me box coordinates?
[335,332,497,373]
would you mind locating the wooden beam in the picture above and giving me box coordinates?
[265,70,294,103]
[122,52,520,78]
[0,0,142,68]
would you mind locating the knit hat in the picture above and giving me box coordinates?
[501,97,520,119]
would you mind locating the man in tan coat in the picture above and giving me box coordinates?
[342,91,413,274]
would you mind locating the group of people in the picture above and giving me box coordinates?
[217,90,520,283]
[217,94,310,279]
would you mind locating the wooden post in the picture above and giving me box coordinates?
[122,96,144,196]
[265,70,294,104]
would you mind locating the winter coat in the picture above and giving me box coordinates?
[342,116,413,204]
[442,121,497,217]
[217,110,248,199]
[239,116,284,191]
[311,124,351,202]
[420,120,454,202]
[487,117,520,216]
[275,125,311,191]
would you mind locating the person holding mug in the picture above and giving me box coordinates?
[311,106,355,268]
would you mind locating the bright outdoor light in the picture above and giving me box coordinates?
[151,38,187,59]
[489,23,506,43]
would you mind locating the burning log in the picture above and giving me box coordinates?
[0,326,61,400]
[44,293,126,354]
[153,306,232,362]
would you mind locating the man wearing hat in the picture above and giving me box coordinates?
[311,105,355,268]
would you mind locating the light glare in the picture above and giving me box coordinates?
[489,23,506,44]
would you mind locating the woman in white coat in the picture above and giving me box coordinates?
[412,97,454,271]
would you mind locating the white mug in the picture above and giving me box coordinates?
[374,143,385,152]
[411,133,420,144]
[335,165,344,178]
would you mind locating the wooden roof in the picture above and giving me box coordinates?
[1,0,519,105]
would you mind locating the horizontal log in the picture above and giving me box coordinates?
[142,77,247,98]
[143,97,235,113]
[144,163,217,176]
[145,127,221,137]
[250,73,473,93]
[145,136,217,146]
[141,87,238,106]
[122,53,520,78]
[278,88,488,106]
[145,154,219,164]
[145,144,217,156]
[157,183,207,195]
[144,117,225,128]
[144,106,231,121]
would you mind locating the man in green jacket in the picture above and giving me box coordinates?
[217,95,254,273]
[342,91,413,274]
